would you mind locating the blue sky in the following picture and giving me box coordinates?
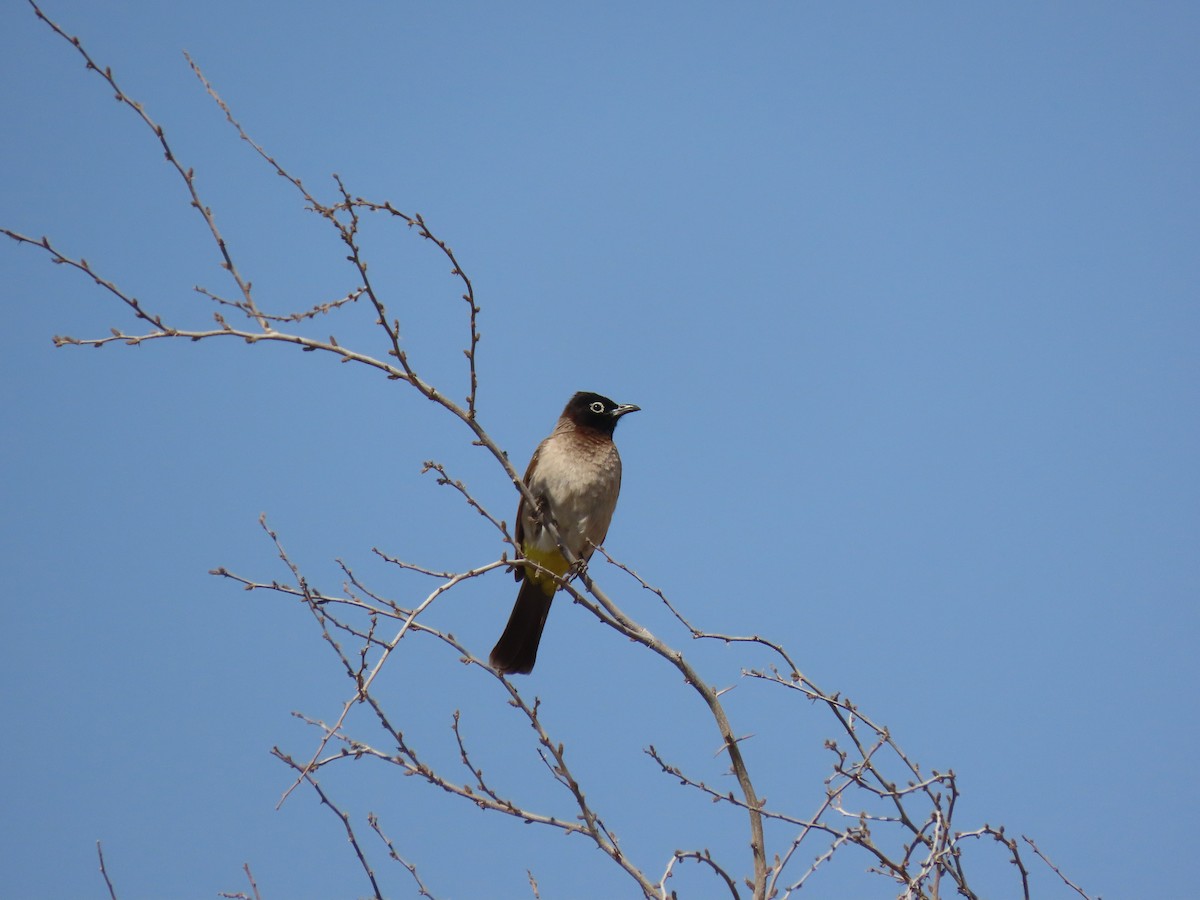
[2,1,1197,897]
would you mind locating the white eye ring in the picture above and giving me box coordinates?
[590,401,605,413]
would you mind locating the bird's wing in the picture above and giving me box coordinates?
[513,438,546,578]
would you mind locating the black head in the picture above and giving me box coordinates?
[561,391,640,435]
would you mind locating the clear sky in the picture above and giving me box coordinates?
[2,1,1197,897]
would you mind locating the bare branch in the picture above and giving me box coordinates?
[368,814,440,900]
[247,515,505,808]
[660,849,741,900]
[217,863,262,900]
[96,841,118,900]
[10,6,1092,897]
[194,284,365,322]
[24,1,268,329]
[422,460,513,544]
[271,757,384,900]
[1023,835,1094,900]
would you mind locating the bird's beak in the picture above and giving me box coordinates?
[612,403,641,418]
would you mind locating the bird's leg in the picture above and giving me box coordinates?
[569,540,602,579]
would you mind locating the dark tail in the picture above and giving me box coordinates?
[489,578,554,675]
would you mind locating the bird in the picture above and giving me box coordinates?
[489,391,640,675]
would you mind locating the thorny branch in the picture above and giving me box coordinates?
[7,4,1093,900]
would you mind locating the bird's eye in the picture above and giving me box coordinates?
[590,401,605,414]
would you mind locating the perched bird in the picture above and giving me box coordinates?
[489,391,640,675]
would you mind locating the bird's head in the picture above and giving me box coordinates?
[563,391,640,435]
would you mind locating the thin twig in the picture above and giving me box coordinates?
[368,813,440,899]
[217,862,262,900]
[1023,835,1094,899]
[96,841,118,900]
[274,761,384,900]
[661,849,741,899]
[25,1,269,329]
